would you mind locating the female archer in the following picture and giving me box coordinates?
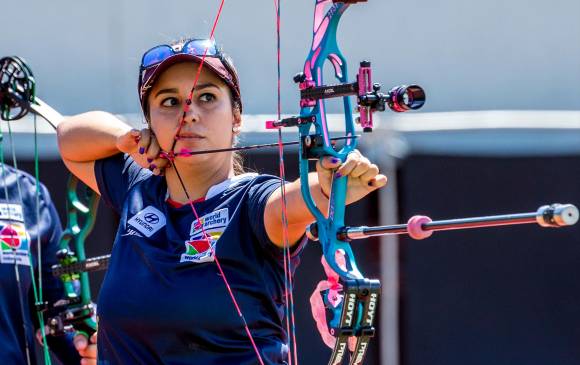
[58,38,387,364]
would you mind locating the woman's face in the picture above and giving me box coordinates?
[147,61,240,166]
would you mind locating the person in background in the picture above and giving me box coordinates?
[0,163,82,364]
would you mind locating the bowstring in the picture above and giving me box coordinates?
[9,115,52,364]
[31,113,52,363]
[164,1,264,363]
[273,0,298,364]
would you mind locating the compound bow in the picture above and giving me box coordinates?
[266,1,423,363]
[0,55,104,364]
[265,1,578,365]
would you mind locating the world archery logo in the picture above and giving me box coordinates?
[180,208,229,264]
[0,221,30,266]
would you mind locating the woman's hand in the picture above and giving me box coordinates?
[265,150,386,246]
[74,332,98,365]
[116,128,168,175]
[316,150,387,205]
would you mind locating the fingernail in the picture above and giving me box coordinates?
[331,157,340,164]
[147,158,153,163]
[139,147,145,154]
[73,338,86,349]
[150,164,157,170]
[335,172,342,179]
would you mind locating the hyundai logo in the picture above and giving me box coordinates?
[144,213,160,224]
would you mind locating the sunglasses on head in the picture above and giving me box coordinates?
[138,38,241,112]
[140,39,221,70]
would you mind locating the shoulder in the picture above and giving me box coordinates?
[199,174,280,212]
[220,173,280,198]
[0,166,60,235]
[2,164,37,185]
[0,165,52,202]
[95,154,157,211]
[241,173,280,188]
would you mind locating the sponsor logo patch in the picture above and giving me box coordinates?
[0,203,24,222]
[0,221,31,266]
[181,208,229,263]
[127,206,166,238]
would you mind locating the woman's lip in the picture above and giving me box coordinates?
[178,134,204,139]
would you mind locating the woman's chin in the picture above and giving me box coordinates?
[175,142,207,156]
[173,153,226,169]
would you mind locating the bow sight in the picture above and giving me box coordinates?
[266,61,425,164]
[269,61,426,133]
[295,61,425,132]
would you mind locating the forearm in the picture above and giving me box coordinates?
[284,172,329,225]
[57,111,131,162]
[266,172,329,245]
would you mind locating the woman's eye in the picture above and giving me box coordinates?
[161,97,179,107]
[199,93,216,103]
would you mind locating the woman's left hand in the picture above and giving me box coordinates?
[74,332,97,365]
[316,150,387,204]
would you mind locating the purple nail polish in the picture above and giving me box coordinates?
[150,164,157,170]
[147,158,153,163]
[331,157,340,164]
[335,172,342,179]
[139,147,145,154]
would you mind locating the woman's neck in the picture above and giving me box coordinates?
[164,158,234,203]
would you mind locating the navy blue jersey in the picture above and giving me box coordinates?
[0,164,80,365]
[95,154,306,365]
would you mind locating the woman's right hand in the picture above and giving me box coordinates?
[116,128,168,175]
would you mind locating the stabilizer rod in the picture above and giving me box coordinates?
[307,203,579,241]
